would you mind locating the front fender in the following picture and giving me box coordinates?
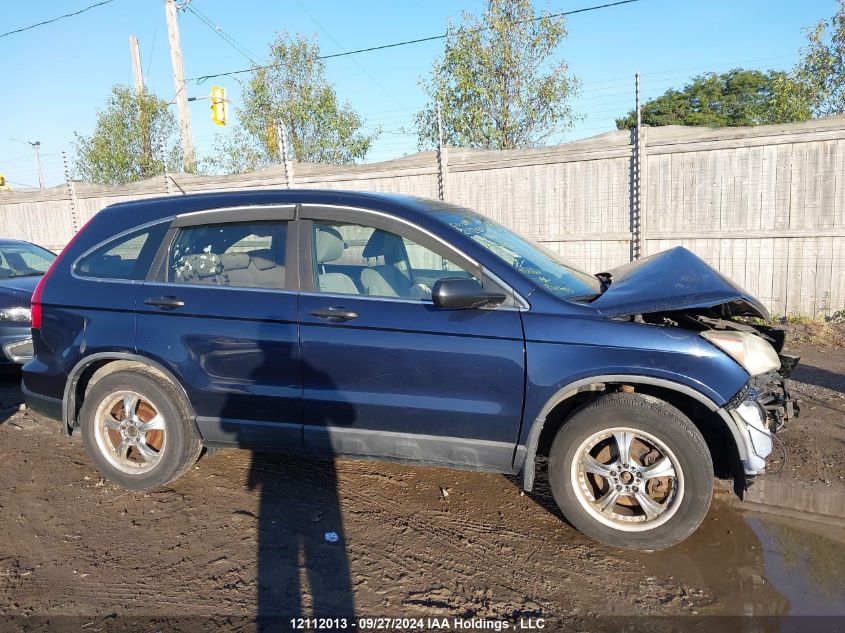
[519,314,750,437]
[516,374,749,492]
[516,313,752,491]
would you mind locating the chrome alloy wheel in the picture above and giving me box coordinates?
[93,391,166,474]
[570,427,684,532]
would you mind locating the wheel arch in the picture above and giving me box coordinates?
[63,352,195,436]
[519,375,748,495]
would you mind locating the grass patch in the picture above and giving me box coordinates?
[739,313,845,347]
[781,317,844,347]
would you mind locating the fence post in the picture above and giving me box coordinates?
[436,102,448,201]
[630,72,647,260]
[276,123,295,188]
[61,151,81,233]
[160,137,174,195]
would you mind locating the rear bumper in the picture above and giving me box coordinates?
[21,382,63,422]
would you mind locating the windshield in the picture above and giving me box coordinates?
[433,209,601,300]
[0,242,55,278]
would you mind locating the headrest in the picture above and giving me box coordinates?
[218,253,250,271]
[175,253,222,279]
[315,227,345,263]
[362,230,405,263]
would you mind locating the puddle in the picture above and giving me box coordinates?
[634,500,845,618]
[747,514,845,616]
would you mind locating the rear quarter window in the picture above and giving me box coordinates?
[75,222,169,281]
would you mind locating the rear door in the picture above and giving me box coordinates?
[136,206,303,449]
[297,204,526,471]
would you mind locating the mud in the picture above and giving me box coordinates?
[0,343,843,629]
[776,343,845,490]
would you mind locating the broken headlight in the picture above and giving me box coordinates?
[701,330,781,376]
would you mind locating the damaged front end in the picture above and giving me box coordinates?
[725,358,800,475]
[586,247,805,476]
[661,315,800,476]
[584,247,803,477]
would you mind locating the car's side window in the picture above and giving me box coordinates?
[75,223,168,280]
[311,220,476,300]
[169,221,288,290]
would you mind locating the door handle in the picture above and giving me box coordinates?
[144,295,185,310]
[310,307,358,321]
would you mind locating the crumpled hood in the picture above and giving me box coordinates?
[590,247,770,320]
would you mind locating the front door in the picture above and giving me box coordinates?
[137,207,302,449]
[297,205,525,471]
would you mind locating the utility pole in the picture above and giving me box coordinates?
[32,141,44,190]
[11,139,44,189]
[130,35,154,173]
[164,0,195,172]
[129,35,144,96]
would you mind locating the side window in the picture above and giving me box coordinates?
[75,223,168,280]
[19,251,54,272]
[312,220,476,300]
[169,221,287,290]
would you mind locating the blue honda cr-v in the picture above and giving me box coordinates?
[22,190,798,550]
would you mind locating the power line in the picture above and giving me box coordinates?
[184,3,260,65]
[190,0,642,83]
[0,0,119,40]
[145,16,162,79]
[6,179,38,189]
[292,0,408,111]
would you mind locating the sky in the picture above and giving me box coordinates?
[0,0,836,189]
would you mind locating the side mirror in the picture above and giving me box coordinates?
[432,277,507,310]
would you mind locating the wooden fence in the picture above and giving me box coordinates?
[1,116,844,317]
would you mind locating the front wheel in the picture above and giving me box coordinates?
[548,392,713,550]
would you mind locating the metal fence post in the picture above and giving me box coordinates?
[61,151,81,233]
[436,102,448,201]
[630,72,646,260]
[161,137,174,195]
[276,123,295,188]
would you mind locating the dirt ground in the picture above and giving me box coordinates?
[772,339,845,490]
[0,335,843,630]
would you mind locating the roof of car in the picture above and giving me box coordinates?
[103,189,452,221]
[86,190,475,245]
[0,238,36,246]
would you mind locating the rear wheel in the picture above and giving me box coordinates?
[548,392,713,550]
[80,370,202,490]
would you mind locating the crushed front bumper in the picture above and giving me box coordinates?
[726,355,800,475]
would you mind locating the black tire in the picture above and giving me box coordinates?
[79,369,202,490]
[548,392,713,551]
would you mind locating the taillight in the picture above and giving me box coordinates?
[31,218,93,330]
[31,272,47,329]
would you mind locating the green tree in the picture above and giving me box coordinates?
[415,0,579,150]
[208,32,377,173]
[73,85,182,184]
[616,69,807,129]
[776,0,845,118]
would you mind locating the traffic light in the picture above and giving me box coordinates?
[211,86,227,126]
